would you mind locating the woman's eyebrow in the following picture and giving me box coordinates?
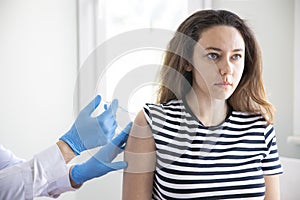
[205,47,222,51]
[232,48,244,52]
[205,47,244,52]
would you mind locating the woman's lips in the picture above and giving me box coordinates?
[215,81,233,88]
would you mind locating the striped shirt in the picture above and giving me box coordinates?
[143,99,283,200]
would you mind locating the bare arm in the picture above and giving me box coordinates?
[122,110,156,200]
[264,175,281,200]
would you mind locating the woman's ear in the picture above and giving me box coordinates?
[185,65,192,72]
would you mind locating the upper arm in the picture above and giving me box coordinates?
[122,110,156,200]
[264,175,281,200]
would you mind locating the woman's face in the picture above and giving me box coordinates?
[188,25,245,100]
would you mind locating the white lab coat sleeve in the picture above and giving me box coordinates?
[0,145,76,199]
[0,145,25,170]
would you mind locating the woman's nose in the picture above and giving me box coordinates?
[219,58,233,75]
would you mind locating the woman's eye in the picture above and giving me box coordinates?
[207,53,219,60]
[232,54,242,60]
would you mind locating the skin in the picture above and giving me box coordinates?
[122,111,156,200]
[185,25,245,127]
[264,175,281,200]
[122,25,280,199]
[56,140,81,188]
[56,140,76,163]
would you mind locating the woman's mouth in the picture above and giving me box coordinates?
[215,81,233,88]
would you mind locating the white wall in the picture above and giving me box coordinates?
[0,0,77,199]
[280,157,300,199]
[294,0,300,137]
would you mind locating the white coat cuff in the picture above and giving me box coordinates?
[34,145,76,197]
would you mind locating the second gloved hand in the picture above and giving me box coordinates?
[60,95,118,155]
[70,122,132,185]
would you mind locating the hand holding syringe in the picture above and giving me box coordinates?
[103,100,136,117]
[102,100,137,132]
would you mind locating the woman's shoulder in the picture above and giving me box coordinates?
[231,110,265,119]
[143,99,185,117]
[229,110,271,127]
[144,99,184,109]
[134,110,148,126]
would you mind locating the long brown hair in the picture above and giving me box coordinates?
[156,9,275,124]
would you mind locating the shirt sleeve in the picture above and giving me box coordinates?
[262,125,283,175]
[0,145,25,170]
[143,103,153,126]
[0,145,76,200]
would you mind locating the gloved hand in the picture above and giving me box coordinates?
[60,95,118,155]
[70,122,132,185]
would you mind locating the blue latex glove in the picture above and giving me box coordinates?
[70,122,132,185]
[60,95,118,155]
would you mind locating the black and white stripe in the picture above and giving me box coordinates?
[144,99,282,200]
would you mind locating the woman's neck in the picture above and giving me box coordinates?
[185,90,229,127]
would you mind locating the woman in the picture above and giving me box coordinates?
[123,10,282,199]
